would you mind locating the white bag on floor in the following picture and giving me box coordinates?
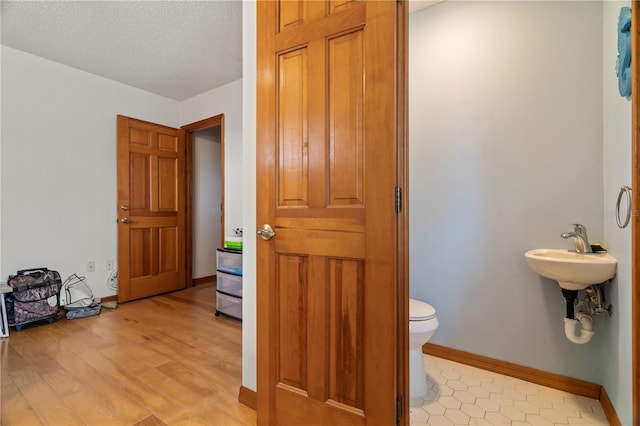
[60,274,95,308]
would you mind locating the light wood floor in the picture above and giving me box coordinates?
[0,283,256,425]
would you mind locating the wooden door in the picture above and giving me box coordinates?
[117,115,186,302]
[257,1,407,425]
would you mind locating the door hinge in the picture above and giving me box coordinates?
[396,0,402,4]
[395,395,403,426]
[395,186,403,213]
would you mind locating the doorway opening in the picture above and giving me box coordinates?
[183,114,225,287]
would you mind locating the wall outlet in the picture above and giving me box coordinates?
[105,259,114,271]
[87,261,95,273]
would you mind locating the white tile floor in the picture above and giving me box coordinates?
[410,355,609,426]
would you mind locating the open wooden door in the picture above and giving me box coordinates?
[117,115,186,302]
[256,1,407,425]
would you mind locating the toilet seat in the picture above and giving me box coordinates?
[410,299,436,321]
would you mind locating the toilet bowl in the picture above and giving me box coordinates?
[409,298,438,403]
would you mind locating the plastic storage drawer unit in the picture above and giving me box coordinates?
[217,271,242,297]
[216,292,242,320]
[216,249,242,275]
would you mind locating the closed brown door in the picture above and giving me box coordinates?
[117,115,186,302]
[257,1,405,424]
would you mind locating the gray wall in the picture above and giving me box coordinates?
[409,1,605,382]
[601,1,632,424]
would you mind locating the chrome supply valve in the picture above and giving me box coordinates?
[582,283,613,317]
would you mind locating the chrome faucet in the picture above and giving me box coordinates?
[561,224,593,253]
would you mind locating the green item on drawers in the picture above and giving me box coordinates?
[225,240,243,250]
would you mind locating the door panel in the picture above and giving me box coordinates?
[130,154,150,211]
[158,157,178,211]
[257,1,404,424]
[117,115,186,302]
[328,30,364,207]
[328,258,364,410]
[278,47,309,207]
[277,255,308,390]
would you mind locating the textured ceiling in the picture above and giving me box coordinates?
[1,1,243,101]
[1,1,441,101]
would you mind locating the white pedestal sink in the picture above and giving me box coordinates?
[524,249,617,290]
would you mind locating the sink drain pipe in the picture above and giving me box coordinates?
[561,289,594,344]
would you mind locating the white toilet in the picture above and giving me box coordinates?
[409,298,439,403]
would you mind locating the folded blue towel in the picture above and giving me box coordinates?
[617,7,632,97]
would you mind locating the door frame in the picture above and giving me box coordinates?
[632,2,639,424]
[399,2,410,422]
[182,114,225,287]
[396,0,409,422]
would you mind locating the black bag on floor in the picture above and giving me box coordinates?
[7,267,62,330]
